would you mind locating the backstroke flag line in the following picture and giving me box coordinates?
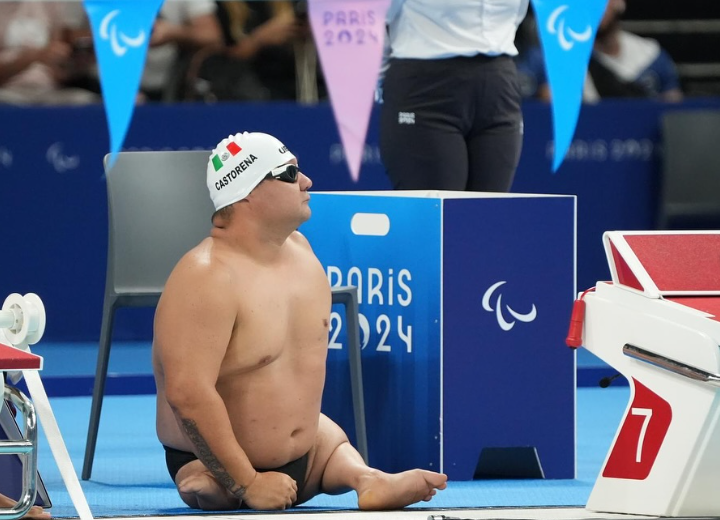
[309,0,390,182]
[83,0,163,170]
[532,0,607,171]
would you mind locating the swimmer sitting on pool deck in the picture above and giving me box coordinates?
[152,131,448,511]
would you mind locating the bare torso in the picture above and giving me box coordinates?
[154,232,331,469]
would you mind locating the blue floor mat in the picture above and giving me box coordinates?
[29,387,629,518]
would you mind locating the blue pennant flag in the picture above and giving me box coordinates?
[531,0,607,171]
[84,0,164,169]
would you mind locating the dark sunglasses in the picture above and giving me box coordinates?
[265,164,299,183]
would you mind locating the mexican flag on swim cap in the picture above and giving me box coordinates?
[207,132,296,211]
[210,141,242,172]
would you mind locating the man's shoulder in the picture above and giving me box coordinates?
[168,239,236,288]
[289,230,310,246]
[288,230,319,256]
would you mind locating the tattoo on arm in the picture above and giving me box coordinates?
[180,418,249,499]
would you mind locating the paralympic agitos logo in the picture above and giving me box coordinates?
[99,10,146,57]
[481,281,537,332]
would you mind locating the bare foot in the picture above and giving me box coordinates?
[0,493,50,519]
[356,469,448,510]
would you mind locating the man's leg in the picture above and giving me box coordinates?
[174,460,240,511]
[301,414,448,510]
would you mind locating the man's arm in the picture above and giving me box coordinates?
[655,48,683,103]
[155,256,258,499]
[150,13,222,49]
[226,6,302,61]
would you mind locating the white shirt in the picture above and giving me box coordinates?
[584,31,662,103]
[387,0,529,59]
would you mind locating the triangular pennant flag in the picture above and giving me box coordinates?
[84,0,164,170]
[309,0,390,182]
[532,0,607,171]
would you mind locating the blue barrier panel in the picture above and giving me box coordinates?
[442,195,576,479]
[301,191,576,479]
[2,99,719,341]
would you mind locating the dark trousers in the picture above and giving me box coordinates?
[379,54,523,192]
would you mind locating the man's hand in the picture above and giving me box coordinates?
[242,471,298,510]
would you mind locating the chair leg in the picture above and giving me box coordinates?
[332,286,369,464]
[82,298,116,480]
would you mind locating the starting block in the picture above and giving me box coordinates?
[0,343,47,520]
[579,231,720,517]
[0,293,93,520]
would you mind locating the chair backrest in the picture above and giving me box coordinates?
[659,110,720,229]
[104,151,215,294]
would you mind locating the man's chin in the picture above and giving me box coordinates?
[299,208,312,224]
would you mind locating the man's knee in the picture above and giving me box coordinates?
[175,461,240,511]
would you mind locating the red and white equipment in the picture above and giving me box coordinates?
[0,293,93,520]
[580,231,720,517]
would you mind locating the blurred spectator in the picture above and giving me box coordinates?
[143,1,223,101]
[182,1,324,102]
[0,1,99,105]
[517,0,683,102]
[59,1,222,103]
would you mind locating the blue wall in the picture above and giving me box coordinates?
[1,98,719,341]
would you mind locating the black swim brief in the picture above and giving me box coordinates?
[162,444,309,505]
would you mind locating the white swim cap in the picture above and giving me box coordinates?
[207,132,296,211]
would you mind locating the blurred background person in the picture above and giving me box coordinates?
[60,0,223,103]
[516,0,683,102]
[219,0,302,100]
[142,0,223,102]
[0,1,99,105]
[181,1,325,103]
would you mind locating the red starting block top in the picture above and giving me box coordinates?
[0,342,42,371]
[604,231,720,297]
